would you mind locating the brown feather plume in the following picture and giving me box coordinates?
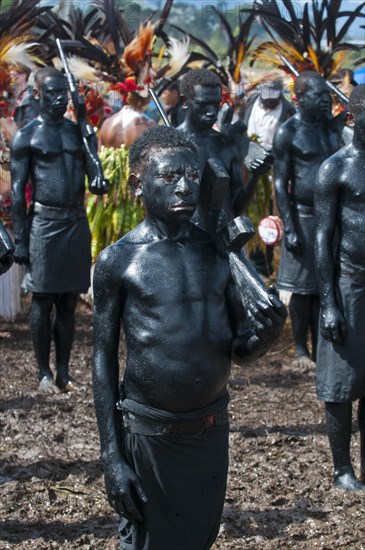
[123,22,154,73]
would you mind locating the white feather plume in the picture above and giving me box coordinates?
[2,43,38,71]
[164,36,190,78]
[53,56,100,82]
[67,56,100,82]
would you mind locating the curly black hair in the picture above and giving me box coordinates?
[129,126,198,173]
[180,69,222,101]
[349,84,365,118]
[34,67,66,89]
[294,71,324,97]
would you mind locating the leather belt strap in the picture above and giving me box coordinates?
[122,408,229,436]
[33,202,86,221]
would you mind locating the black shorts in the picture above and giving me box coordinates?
[316,275,365,402]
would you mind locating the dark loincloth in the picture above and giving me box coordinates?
[118,392,230,550]
[316,264,365,402]
[22,202,91,294]
[277,205,318,295]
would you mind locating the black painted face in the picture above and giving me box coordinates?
[188,85,221,128]
[141,148,200,224]
[299,78,332,121]
[40,76,68,117]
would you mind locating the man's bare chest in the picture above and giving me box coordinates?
[341,157,365,206]
[292,124,339,162]
[125,242,229,305]
[30,123,82,157]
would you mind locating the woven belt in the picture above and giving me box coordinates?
[33,202,86,221]
[122,408,229,436]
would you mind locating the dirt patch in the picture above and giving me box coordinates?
[1,297,364,549]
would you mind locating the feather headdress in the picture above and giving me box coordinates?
[123,22,154,74]
[35,0,184,102]
[162,36,190,79]
[0,0,48,76]
[242,0,365,79]
[170,8,256,103]
[0,0,49,115]
[52,56,101,83]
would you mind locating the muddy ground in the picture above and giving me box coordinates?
[1,296,364,549]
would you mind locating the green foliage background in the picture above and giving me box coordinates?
[87,146,145,261]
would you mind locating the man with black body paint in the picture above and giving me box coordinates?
[92,126,286,549]
[273,71,343,370]
[11,67,107,393]
[315,85,365,491]
[178,69,269,221]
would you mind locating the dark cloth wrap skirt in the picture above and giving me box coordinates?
[22,203,91,294]
[118,393,230,550]
[277,205,318,295]
[316,263,365,402]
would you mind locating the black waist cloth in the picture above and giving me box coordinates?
[277,205,317,294]
[118,393,230,550]
[316,273,365,402]
[22,202,91,294]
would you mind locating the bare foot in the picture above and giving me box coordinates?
[62,380,82,393]
[55,374,82,393]
[334,471,365,491]
[38,376,58,394]
[293,355,315,372]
